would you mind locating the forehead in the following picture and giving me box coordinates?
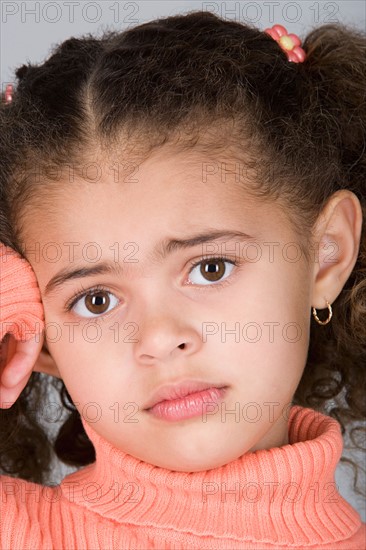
[20,148,290,257]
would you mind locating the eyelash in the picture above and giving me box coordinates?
[64,256,241,313]
[64,283,106,313]
[187,256,239,290]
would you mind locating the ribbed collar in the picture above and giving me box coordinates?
[60,406,361,546]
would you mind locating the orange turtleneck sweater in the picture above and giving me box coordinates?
[0,406,365,549]
[0,243,365,549]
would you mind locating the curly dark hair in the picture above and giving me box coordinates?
[0,11,365,495]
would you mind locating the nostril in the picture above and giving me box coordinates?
[178,343,185,349]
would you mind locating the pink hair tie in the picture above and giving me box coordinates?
[4,84,13,104]
[264,24,306,63]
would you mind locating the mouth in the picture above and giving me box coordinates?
[144,385,229,422]
[144,380,229,411]
[143,380,228,419]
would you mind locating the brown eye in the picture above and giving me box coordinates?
[201,259,225,281]
[70,288,119,318]
[85,291,110,315]
[189,258,236,285]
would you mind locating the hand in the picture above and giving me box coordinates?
[0,331,44,408]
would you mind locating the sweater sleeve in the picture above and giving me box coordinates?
[0,245,47,548]
[0,243,45,342]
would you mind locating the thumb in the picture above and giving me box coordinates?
[0,331,44,408]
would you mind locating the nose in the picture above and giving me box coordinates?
[133,306,202,365]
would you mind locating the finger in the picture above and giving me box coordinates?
[0,371,32,408]
[0,332,44,389]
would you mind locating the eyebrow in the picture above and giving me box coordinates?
[44,230,254,296]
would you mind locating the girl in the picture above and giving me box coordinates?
[0,10,365,550]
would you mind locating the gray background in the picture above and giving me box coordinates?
[1,0,365,522]
[1,1,366,85]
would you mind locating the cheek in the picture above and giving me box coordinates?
[46,331,99,388]
[223,317,308,405]
[47,327,130,404]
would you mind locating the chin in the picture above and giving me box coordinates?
[148,448,239,472]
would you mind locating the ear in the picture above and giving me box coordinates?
[311,190,363,308]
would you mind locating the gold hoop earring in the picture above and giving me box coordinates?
[312,300,333,325]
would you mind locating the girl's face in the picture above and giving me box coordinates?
[23,149,314,471]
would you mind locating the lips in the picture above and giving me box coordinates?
[144,379,228,410]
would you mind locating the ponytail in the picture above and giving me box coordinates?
[303,23,366,188]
